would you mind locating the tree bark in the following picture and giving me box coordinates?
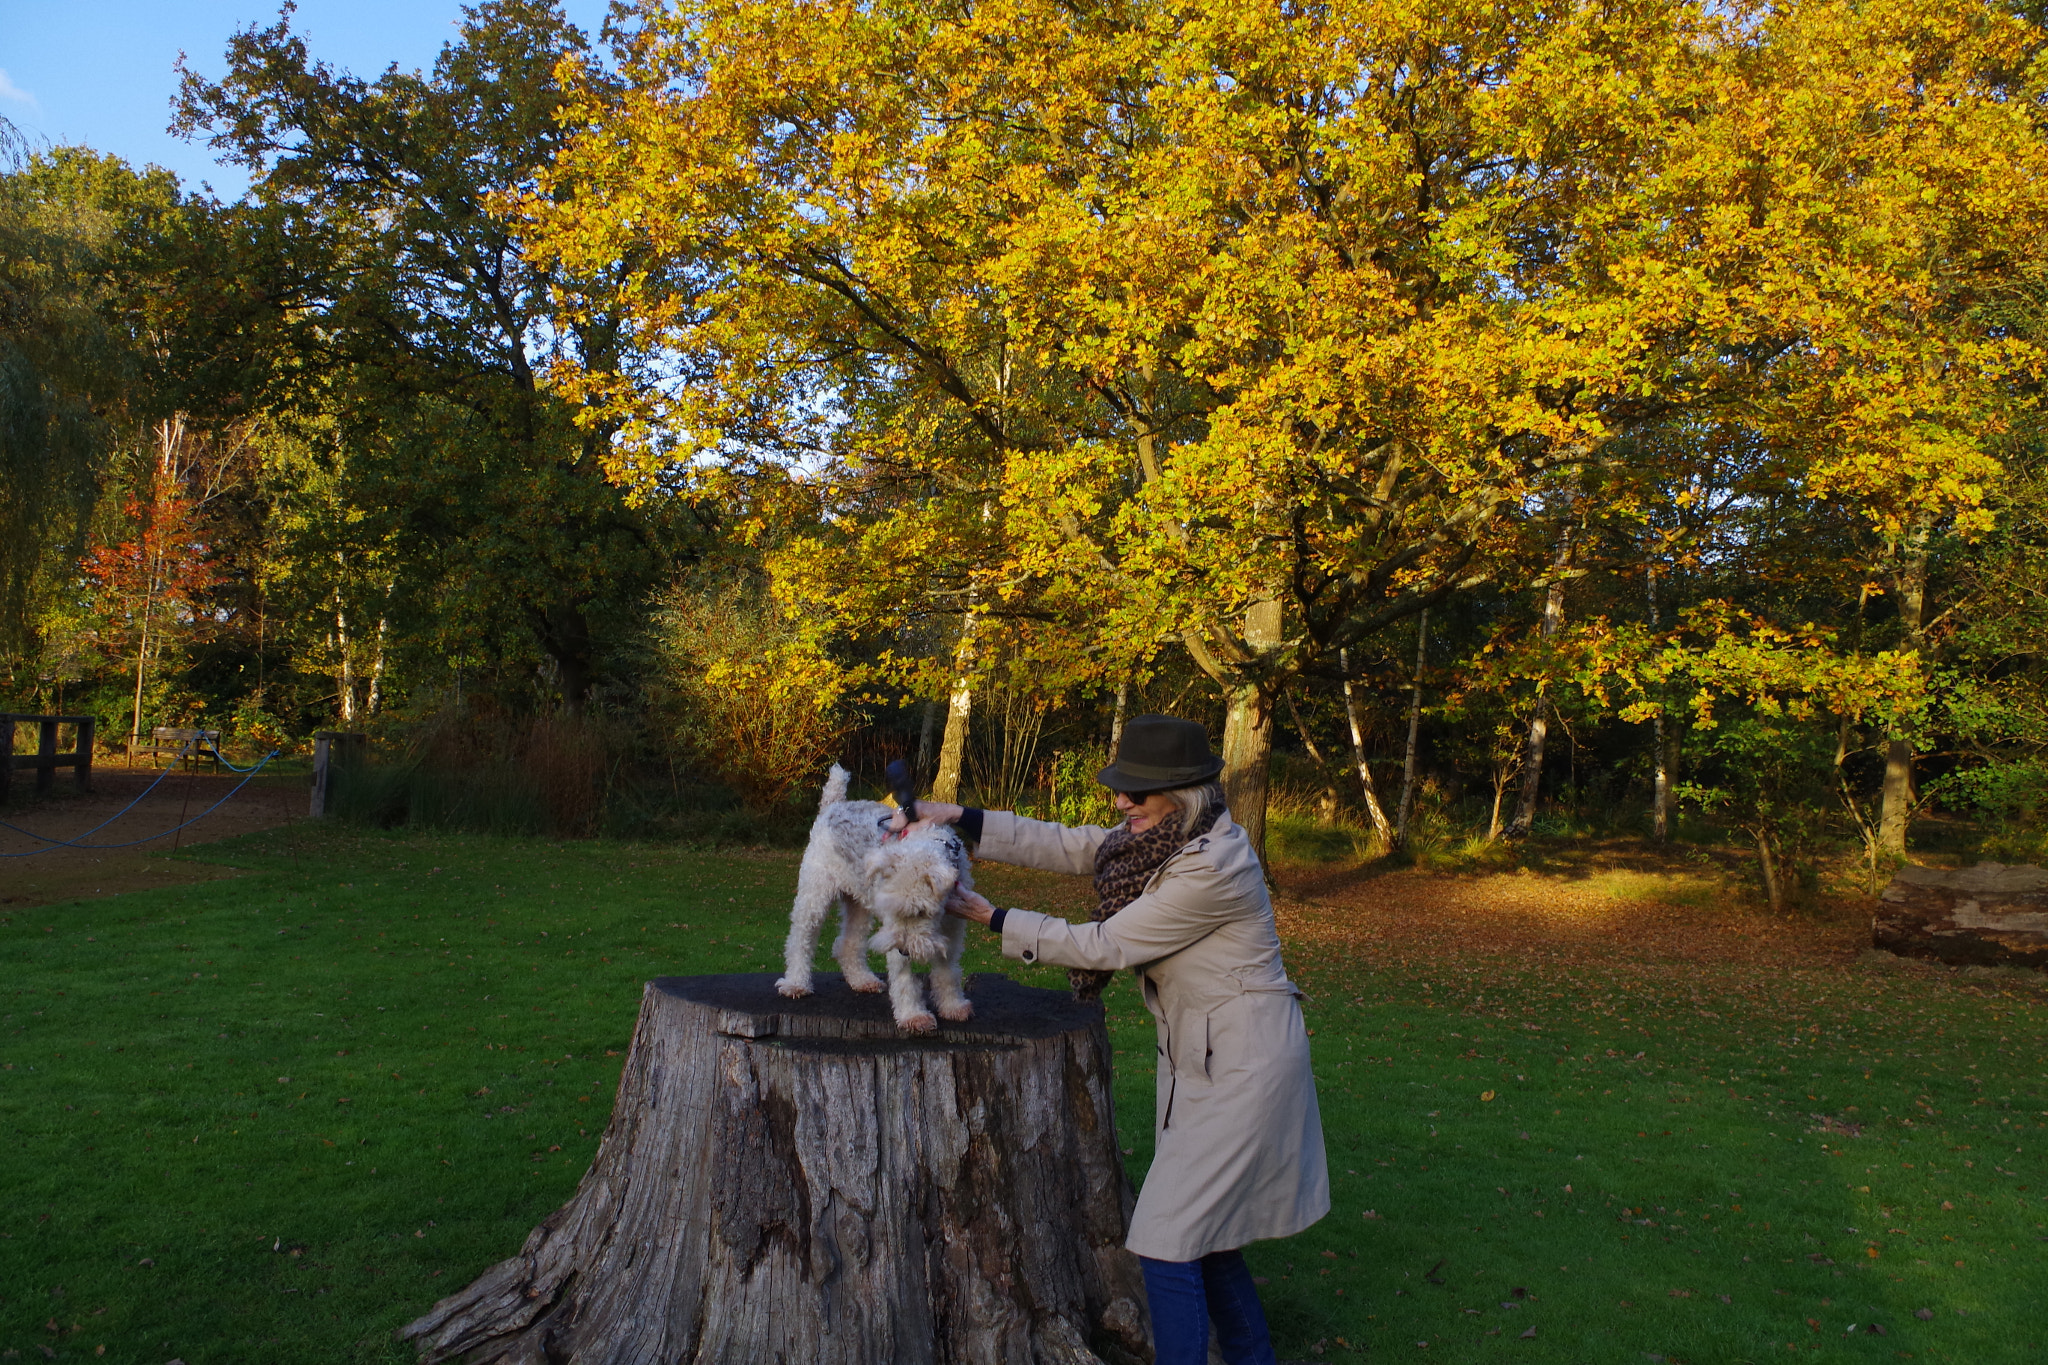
[541,601,596,715]
[1218,599,1281,862]
[1109,680,1129,756]
[1878,517,1931,855]
[1646,563,1669,841]
[1395,609,1428,845]
[1488,769,1512,842]
[1505,528,1574,840]
[1221,682,1275,860]
[915,698,941,778]
[933,613,976,804]
[1338,648,1393,849]
[367,611,389,716]
[1284,692,1340,826]
[336,595,357,724]
[1754,828,1783,911]
[400,972,1149,1365]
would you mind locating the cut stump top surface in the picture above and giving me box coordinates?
[1886,861,2048,896]
[651,971,1103,1048]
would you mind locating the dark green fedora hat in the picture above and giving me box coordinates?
[1097,714,1226,794]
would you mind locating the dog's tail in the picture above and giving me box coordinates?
[818,763,851,811]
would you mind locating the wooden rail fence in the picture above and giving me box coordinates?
[1,714,95,806]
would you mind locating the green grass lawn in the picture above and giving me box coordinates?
[2,824,2043,1363]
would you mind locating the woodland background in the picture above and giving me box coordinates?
[4,0,2047,904]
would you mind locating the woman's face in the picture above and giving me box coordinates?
[1112,789,1179,833]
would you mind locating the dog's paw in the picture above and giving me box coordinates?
[847,975,885,994]
[937,1000,974,1023]
[775,978,814,999]
[897,1011,938,1034]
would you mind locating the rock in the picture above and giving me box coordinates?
[1873,863,2048,970]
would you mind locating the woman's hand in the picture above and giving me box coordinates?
[887,799,965,834]
[946,887,996,925]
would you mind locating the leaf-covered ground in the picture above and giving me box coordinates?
[0,824,2041,1363]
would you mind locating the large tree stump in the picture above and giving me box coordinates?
[400,972,1150,1365]
[1873,862,2048,969]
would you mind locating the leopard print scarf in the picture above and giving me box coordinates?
[1069,800,1222,1000]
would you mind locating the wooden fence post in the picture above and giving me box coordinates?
[311,732,365,818]
[0,716,12,807]
[76,716,93,794]
[36,718,57,798]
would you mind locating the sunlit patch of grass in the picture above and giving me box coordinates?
[1268,813,1379,866]
[1582,870,1724,909]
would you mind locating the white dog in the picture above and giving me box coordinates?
[776,765,973,1032]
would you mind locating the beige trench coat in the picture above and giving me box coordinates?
[979,809,1330,1262]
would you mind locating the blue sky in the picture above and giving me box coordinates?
[0,1,610,198]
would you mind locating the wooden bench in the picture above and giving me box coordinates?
[128,727,223,771]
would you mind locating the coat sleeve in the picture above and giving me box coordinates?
[998,857,1250,970]
[974,810,1114,876]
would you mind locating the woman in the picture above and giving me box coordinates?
[899,714,1328,1365]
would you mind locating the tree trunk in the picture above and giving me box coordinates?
[933,684,973,803]
[367,611,389,716]
[1109,680,1129,756]
[933,611,976,803]
[1221,682,1274,860]
[1754,829,1783,911]
[400,972,1149,1365]
[1878,517,1931,855]
[1284,692,1340,826]
[1338,649,1393,848]
[541,601,596,715]
[1395,609,1429,844]
[336,596,356,724]
[915,698,940,778]
[1218,599,1281,862]
[1505,528,1574,839]
[129,617,150,757]
[1872,862,2048,969]
[1646,563,1669,841]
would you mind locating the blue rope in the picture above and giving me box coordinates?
[197,738,270,773]
[0,749,281,857]
[0,742,194,844]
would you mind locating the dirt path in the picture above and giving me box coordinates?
[0,768,307,907]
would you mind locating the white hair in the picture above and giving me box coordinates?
[1161,781,1226,826]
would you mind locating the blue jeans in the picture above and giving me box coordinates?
[1139,1249,1279,1365]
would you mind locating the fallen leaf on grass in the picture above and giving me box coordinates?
[1519,1326,1536,1339]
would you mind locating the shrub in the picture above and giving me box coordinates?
[656,578,857,815]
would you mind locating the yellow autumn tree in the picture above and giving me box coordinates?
[522,0,2048,849]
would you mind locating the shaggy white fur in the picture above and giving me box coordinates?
[776,764,973,1032]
